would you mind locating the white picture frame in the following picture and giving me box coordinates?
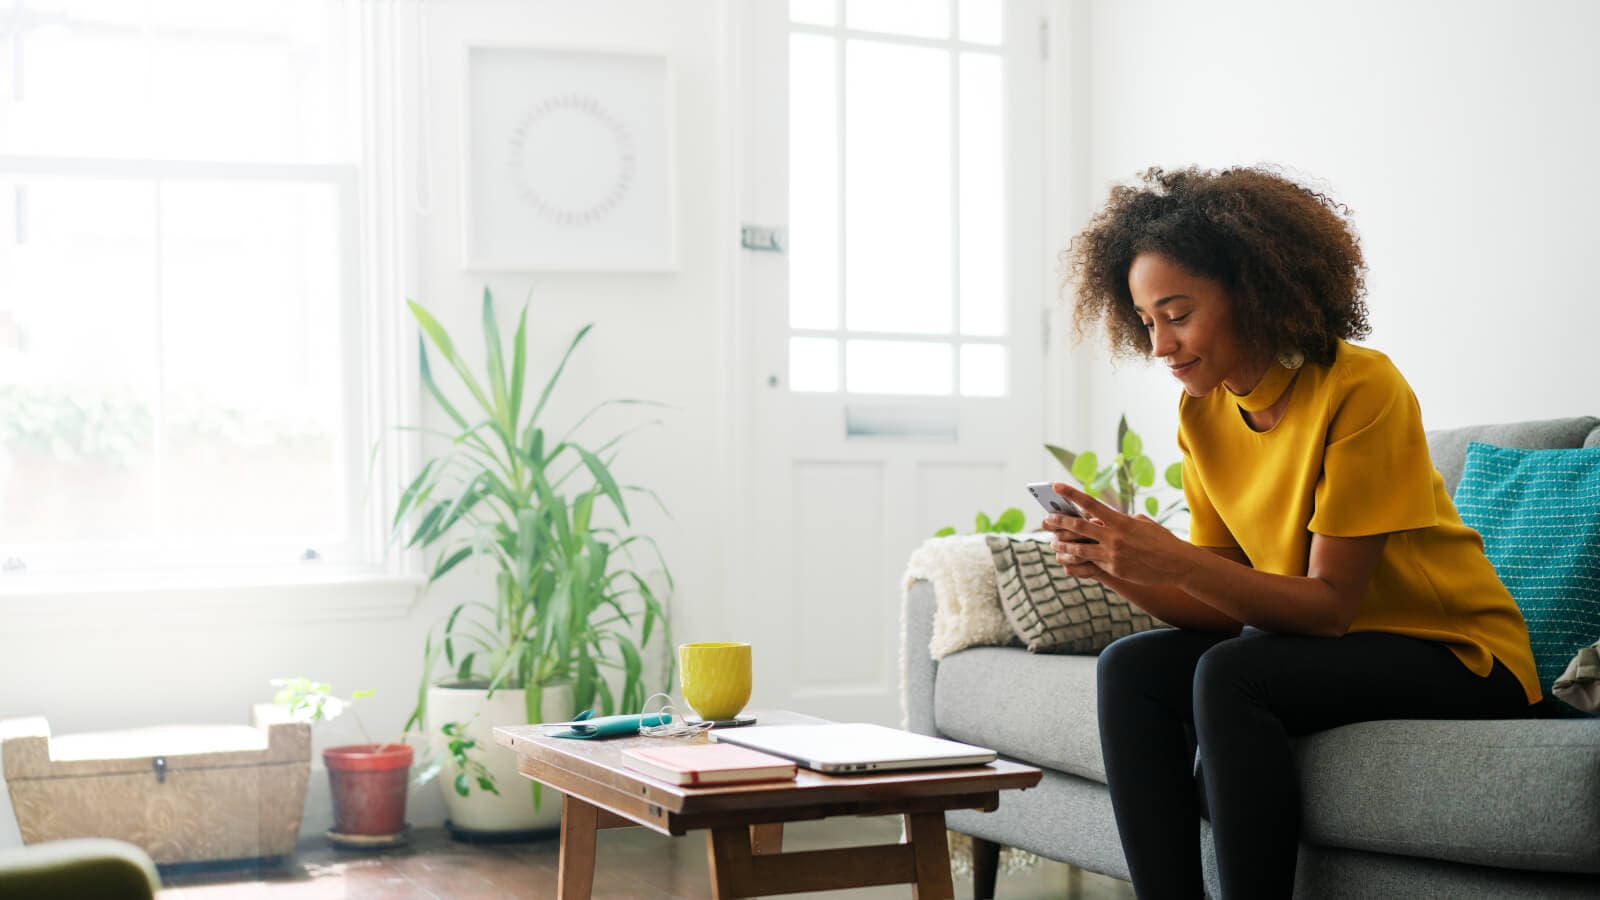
[460,43,677,272]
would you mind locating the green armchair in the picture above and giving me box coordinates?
[0,838,161,899]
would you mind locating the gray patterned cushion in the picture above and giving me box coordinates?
[986,533,1165,652]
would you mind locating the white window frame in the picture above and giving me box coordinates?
[0,1,425,615]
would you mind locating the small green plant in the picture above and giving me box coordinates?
[272,677,466,794]
[438,721,499,798]
[271,677,385,747]
[1045,415,1186,525]
[934,507,1027,538]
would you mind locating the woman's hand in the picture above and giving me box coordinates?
[1041,483,1200,587]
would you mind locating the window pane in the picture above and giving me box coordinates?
[960,343,1006,397]
[789,337,839,393]
[846,340,951,395]
[10,24,147,156]
[789,0,838,27]
[789,34,839,330]
[846,0,950,39]
[959,0,1003,45]
[4,1,347,162]
[0,176,160,545]
[844,40,950,334]
[158,180,345,541]
[959,52,1005,337]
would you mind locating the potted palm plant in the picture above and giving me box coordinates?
[395,289,673,838]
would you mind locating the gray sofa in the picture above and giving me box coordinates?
[904,417,1600,898]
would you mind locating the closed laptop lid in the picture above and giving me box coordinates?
[710,723,996,771]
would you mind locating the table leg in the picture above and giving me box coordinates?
[972,835,1000,899]
[558,793,599,900]
[706,826,748,899]
[749,823,784,856]
[905,812,954,900]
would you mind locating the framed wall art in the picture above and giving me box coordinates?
[461,44,677,272]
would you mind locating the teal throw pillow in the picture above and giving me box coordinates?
[1453,442,1600,701]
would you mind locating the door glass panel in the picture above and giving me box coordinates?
[789,337,840,393]
[788,34,839,330]
[846,340,951,395]
[789,0,838,27]
[844,40,950,335]
[959,343,1006,397]
[846,0,950,39]
[958,0,1003,45]
[959,52,1005,337]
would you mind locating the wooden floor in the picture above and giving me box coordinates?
[159,818,1135,899]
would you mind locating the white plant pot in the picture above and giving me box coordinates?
[426,682,575,834]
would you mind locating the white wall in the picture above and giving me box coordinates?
[1058,0,1600,470]
[0,0,737,843]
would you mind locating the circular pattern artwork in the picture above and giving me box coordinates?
[464,46,675,271]
[505,93,637,228]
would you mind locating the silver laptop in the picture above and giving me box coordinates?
[710,723,996,774]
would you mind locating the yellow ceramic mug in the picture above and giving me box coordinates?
[679,642,752,722]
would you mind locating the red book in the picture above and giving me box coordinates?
[621,743,798,786]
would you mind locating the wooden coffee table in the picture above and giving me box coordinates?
[494,709,1040,899]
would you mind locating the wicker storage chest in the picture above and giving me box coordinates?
[2,704,310,864]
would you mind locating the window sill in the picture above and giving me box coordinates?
[0,568,427,628]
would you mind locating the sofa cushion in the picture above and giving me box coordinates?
[1294,718,1600,873]
[1425,417,1599,495]
[1454,442,1600,698]
[934,646,1106,783]
[986,533,1165,653]
[933,645,1600,872]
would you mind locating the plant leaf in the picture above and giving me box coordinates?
[995,507,1026,533]
[392,459,438,532]
[409,299,493,415]
[1146,496,1160,517]
[1165,462,1184,490]
[529,324,594,428]
[974,511,992,532]
[481,288,510,436]
[430,545,474,582]
[1131,455,1156,488]
[576,445,628,526]
[1071,451,1099,485]
[1117,415,1134,457]
[934,526,956,537]
[1045,443,1078,474]
[507,303,530,436]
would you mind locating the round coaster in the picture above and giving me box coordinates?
[686,714,758,728]
[326,825,411,850]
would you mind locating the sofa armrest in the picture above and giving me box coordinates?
[903,579,938,736]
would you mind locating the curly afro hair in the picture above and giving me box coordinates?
[1064,165,1370,366]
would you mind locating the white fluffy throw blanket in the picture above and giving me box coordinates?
[901,534,1016,660]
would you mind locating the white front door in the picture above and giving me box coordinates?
[732,0,1049,724]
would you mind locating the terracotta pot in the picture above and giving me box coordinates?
[323,744,413,836]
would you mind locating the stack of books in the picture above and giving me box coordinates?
[621,743,797,786]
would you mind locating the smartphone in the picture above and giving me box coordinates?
[1027,482,1097,544]
[1026,482,1085,518]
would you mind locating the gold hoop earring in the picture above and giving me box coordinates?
[1277,350,1305,370]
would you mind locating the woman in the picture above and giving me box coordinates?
[1045,166,1539,898]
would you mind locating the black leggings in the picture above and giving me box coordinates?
[1096,627,1529,899]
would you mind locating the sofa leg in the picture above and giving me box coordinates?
[972,835,1000,899]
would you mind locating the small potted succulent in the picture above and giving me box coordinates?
[271,678,414,848]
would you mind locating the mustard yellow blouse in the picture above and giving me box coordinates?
[1178,340,1541,704]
